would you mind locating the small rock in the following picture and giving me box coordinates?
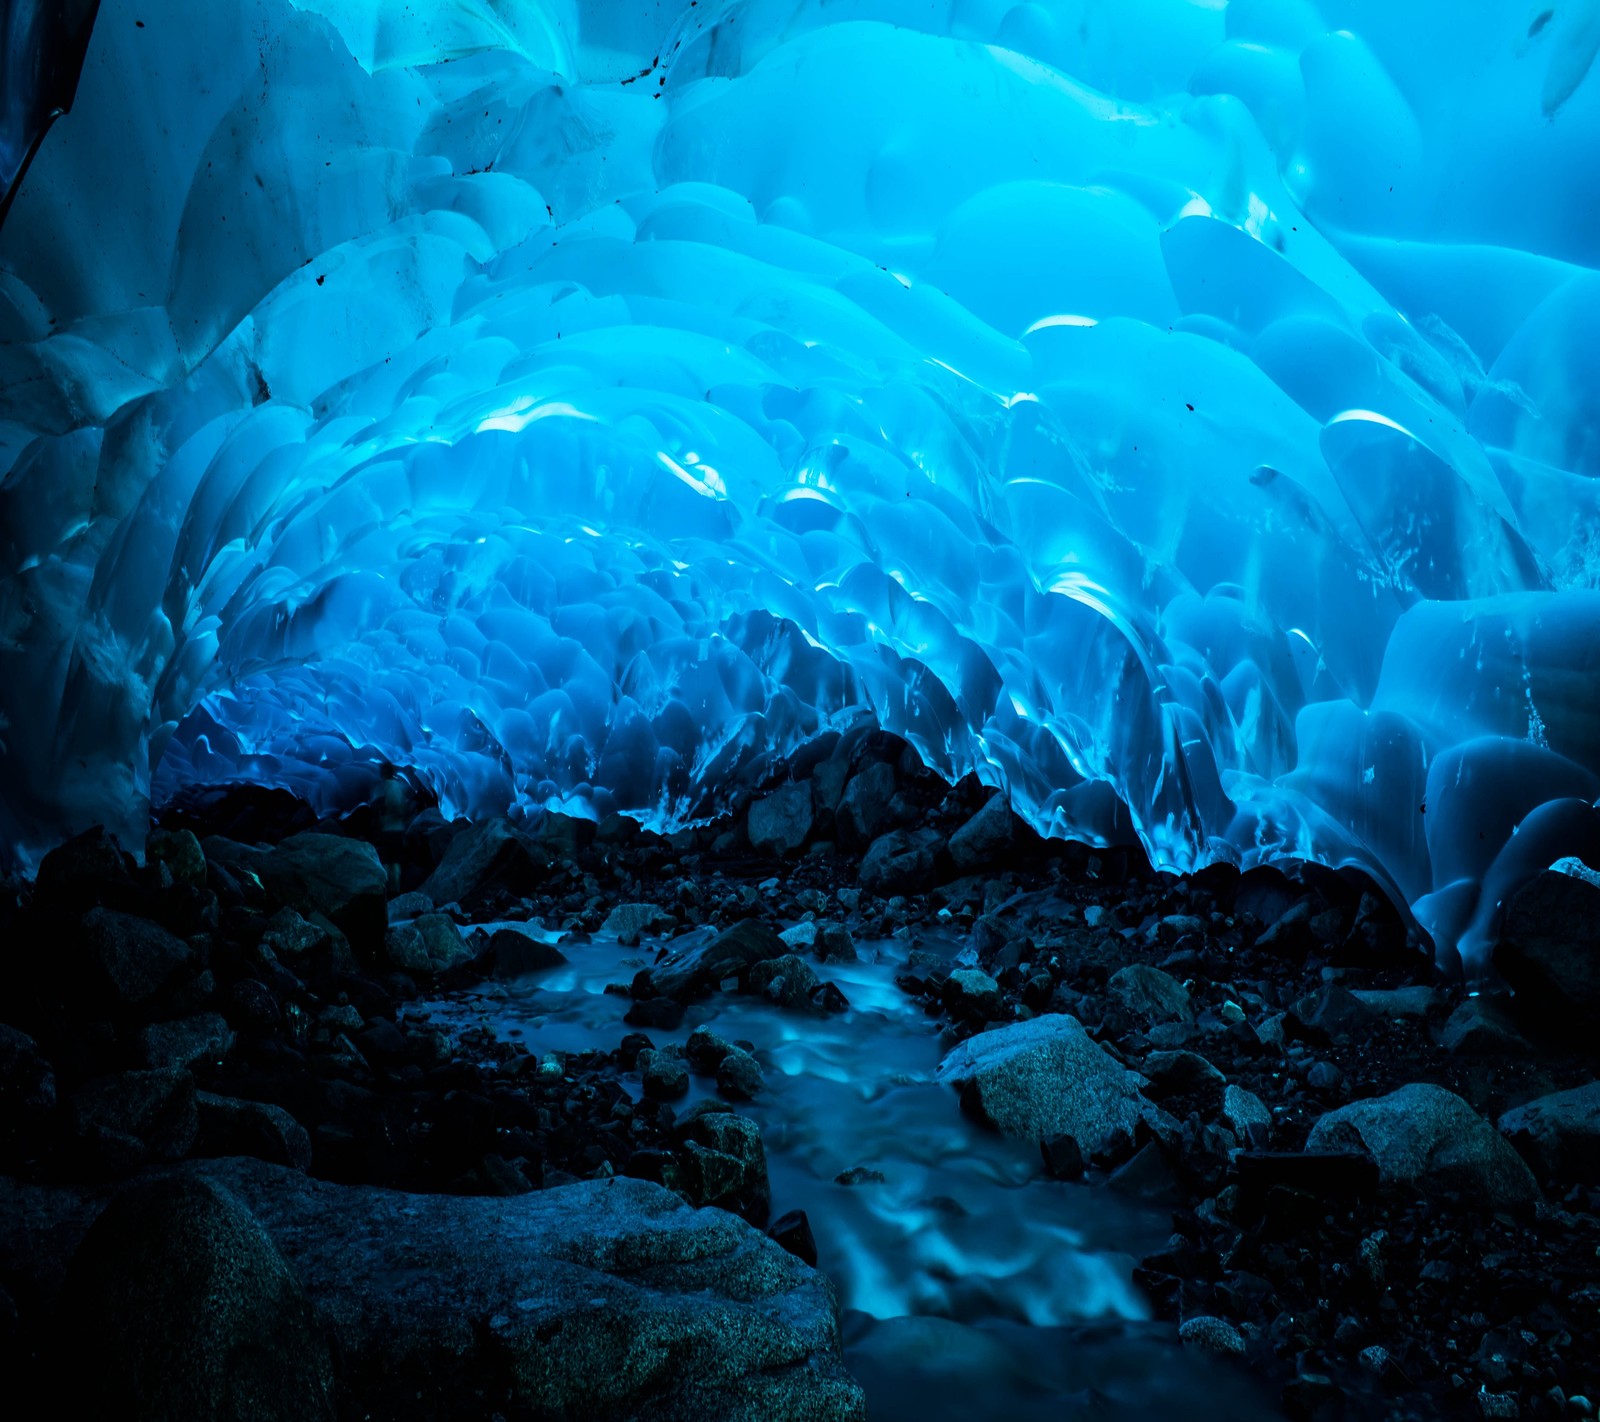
[1178,1315,1245,1357]
[748,954,823,1012]
[70,1069,198,1167]
[146,828,206,887]
[748,783,814,857]
[601,902,670,947]
[1478,1391,1521,1420]
[623,998,686,1030]
[837,762,898,848]
[1223,1084,1272,1145]
[196,1093,313,1171]
[382,913,474,976]
[1306,1060,1343,1091]
[638,1049,688,1101]
[1495,870,1600,1016]
[858,829,938,897]
[385,890,433,921]
[834,1165,886,1186]
[685,1026,734,1076]
[1141,1050,1226,1101]
[1290,985,1377,1040]
[716,1048,764,1101]
[1108,964,1193,1024]
[944,968,1002,1021]
[643,919,786,1001]
[76,908,194,1011]
[1040,1134,1085,1181]
[1441,997,1532,1057]
[1351,986,1437,1019]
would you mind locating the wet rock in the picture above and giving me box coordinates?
[1179,1315,1246,1357]
[716,1048,764,1101]
[676,1111,773,1225]
[196,1093,313,1171]
[858,829,938,897]
[1306,1083,1540,1209]
[381,913,473,976]
[1107,964,1193,1024]
[0,1025,57,1164]
[1495,870,1600,1016]
[1223,1084,1272,1146]
[767,1209,818,1267]
[638,1048,689,1101]
[136,1012,235,1072]
[643,920,786,1001]
[75,907,193,1011]
[70,1069,198,1169]
[487,928,568,979]
[685,1027,735,1076]
[209,833,387,951]
[1499,1081,1600,1184]
[947,794,1014,872]
[748,783,814,857]
[811,922,858,964]
[602,901,671,946]
[834,1165,886,1186]
[1440,996,1533,1056]
[944,967,1002,1021]
[417,818,552,910]
[837,762,898,848]
[748,953,823,1011]
[55,1173,335,1420]
[934,1014,1173,1157]
[624,997,686,1030]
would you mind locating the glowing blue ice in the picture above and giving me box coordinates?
[3,0,1599,969]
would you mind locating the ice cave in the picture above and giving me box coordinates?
[4,2,1600,1418]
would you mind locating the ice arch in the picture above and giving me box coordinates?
[3,0,1599,970]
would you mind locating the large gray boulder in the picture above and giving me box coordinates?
[417,818,552,909]
[947,794,1014,872]
[1499,1081,1600,1184]
[55,1173,335,1420]
[1306,1083,1539,1209]
[0,1161,864,1422]
[934,1014,1172,1158]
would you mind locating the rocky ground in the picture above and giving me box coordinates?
[1,721,1598,1419]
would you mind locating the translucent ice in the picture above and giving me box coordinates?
[2,0,1598,970]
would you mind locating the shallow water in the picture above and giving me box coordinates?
[424,927,1280,1420]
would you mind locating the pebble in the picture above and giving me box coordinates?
[1178,1315,1246,1357]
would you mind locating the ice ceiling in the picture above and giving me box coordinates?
[2,0,1599,965]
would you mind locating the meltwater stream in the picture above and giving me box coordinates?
[423,927,1280,1420]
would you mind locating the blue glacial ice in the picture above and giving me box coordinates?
[2,0,1599,970]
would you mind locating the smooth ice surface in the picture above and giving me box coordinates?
[3,0,1600,967]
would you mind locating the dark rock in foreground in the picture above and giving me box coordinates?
[0,1160,865,1421]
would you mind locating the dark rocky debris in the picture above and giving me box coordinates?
[0,723,1596,1418]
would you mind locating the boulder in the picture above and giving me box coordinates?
[195,1093,313,1172]
[943,968,1002,1021]
[1440,997,1532,1057]
[748,783,814,857]
[0,1024,57,1165]
[55,1174,335,1420]
[675,1111,773,1225]
[76,908,193,1010]
[1107,965,1193,1024]
[207,834,387,952]
[715,1048,765,1101]
[486,928,568,979]
[934,1014,1172,1158]
[34,826,139,910]
[136,1013,235,1073]
[836,762,898,848]
[602,902,672,946]
[1289,985,1377,1040]
[1305,1083,1539,1209]
[1140,1050,1225,1102]
[748,954,825,1012]
[858,829,938,897]
[1498,1082,1600,1184]
[0,1160,863,1421]
[947,794,1015,872]
[381,914,474,976]
[417,819,552,910]
[1495,870,1600,1014]
[70,1069,198,1168]
[1222,1085,1272,1146]
[146,828,207,888]
[642,920,787,1002]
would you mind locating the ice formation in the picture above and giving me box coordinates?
[2,0,1599,968]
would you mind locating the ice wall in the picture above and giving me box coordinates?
[2,0,1599,968]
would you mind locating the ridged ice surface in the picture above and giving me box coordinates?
[3,0,1599,965]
